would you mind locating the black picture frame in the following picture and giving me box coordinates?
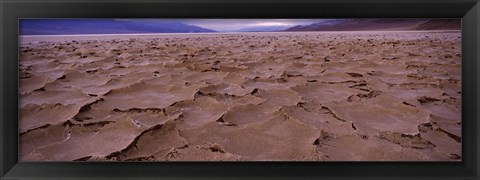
[1,0,479,179]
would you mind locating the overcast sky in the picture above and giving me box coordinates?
[179,19,324,31]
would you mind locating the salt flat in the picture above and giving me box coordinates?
[19,31,461,161]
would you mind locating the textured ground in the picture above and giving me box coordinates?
[19,31,461,161]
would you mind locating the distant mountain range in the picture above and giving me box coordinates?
[19,19,216,35]
[19,19,461,35]
[414,19,461,30]
[236,26,291,32]
[285,19,461,31]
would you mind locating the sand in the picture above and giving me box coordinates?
[18,31,461,161]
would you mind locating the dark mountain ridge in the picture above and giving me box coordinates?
[285,19,461,31]
[414,19,461,30]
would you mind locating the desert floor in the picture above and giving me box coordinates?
[19,31,461,161]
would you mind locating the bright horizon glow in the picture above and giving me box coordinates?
[179,19,324,31]
[251,22,291,26]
